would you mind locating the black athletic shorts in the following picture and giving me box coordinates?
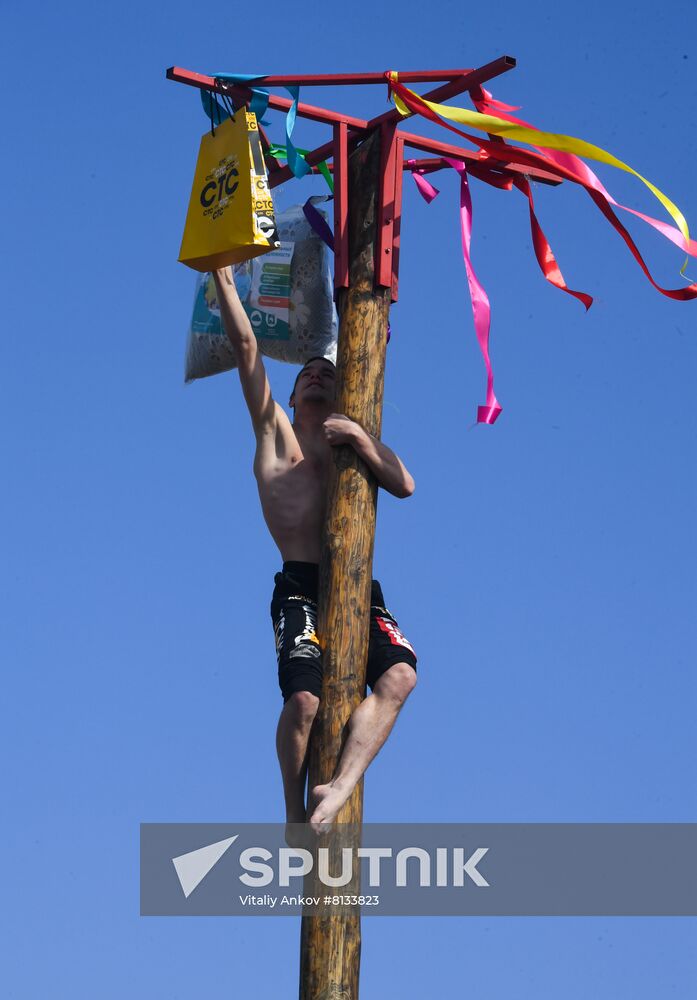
[270,561,417,703]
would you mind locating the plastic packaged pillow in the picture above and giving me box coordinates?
[184,200,338,382]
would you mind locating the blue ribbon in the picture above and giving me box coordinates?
[206,73,270,124]
[200,89,229,126]
[283,85,310,179]
[201,73,310,180]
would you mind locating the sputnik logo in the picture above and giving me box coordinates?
[172,835,238,898]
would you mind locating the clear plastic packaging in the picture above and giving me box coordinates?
[184,201,338,382]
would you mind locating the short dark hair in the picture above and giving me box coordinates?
[290,356,336,397]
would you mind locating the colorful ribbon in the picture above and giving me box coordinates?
[268,144,334,192]
[406,159,440,202]
[201,89,228,128]
[301,197,335,250]
[471,86,697,269]
[407,159,504,421]
[443,159,501,424]
[513,175,593,311]
[407,156,591,419]
[283,85,310,179]
[387,73,697,302]
[209,73,270,123]
[203,74,309,179]
[408,154,592,311]
[388,73,690,250]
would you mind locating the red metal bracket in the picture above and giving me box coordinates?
[391,136,404,302]
[334,123,349,292]
[392,133,404,302]
[376,123,399,289]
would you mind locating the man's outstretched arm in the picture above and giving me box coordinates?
[323,414,415,499]
[211,267,275,434]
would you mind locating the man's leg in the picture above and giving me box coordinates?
[276,690,320,824]
[308,662,416,831]
[272,574,323,828]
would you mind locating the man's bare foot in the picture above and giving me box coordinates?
[308,782,351,833]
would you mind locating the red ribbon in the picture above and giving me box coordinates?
[512,175,593,311]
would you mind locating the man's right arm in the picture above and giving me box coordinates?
[212,267,275,435]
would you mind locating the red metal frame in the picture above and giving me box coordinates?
[201,70,483,86]
[279,153,557,187]
[391,136,404,303]
[376,122,398,289]
[167,67,370,129]
[333,123,349,290]
[166,58,560,299]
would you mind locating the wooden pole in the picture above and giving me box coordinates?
[299,128,389,999]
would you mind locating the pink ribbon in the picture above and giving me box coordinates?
[408,155,501,423]
[407,158,440,203]
[444,157,502,424]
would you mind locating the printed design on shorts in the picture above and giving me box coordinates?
[273,613,285,663]
[375,616,416,655]
[275,597,321,663]
[289,601,321,659]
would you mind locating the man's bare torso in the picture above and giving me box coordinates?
[253,402,329,563]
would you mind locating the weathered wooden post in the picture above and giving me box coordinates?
[299,127,390,1000]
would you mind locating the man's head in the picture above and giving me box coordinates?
[289,356,337,412]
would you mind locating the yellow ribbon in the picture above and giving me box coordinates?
[390,76,690,250]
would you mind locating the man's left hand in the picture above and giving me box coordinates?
[323,413,363,447]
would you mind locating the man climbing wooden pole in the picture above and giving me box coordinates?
[299,127,390,999]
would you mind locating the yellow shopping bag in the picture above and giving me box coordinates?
[178,110,280,272]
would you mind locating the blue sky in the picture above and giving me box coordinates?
[2,0,695,996]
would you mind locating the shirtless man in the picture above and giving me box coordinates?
[212,266,417,833]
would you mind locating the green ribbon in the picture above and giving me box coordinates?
[267,144,334,193]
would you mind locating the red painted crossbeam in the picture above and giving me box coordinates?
[203,70,481,86]
[397,130,560,185]
[265,132,560,189]
[166,59,516,132]
[167,67,370,129]
[299,155,559,186]
[166,65,520,89]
